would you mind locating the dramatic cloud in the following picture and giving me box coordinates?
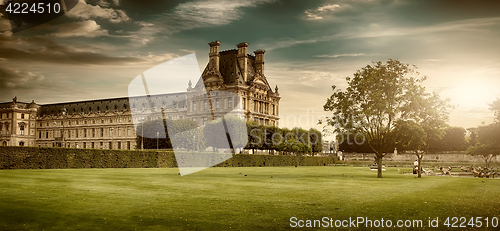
[305,4,341,20]
[50,20,109,38]
[314,53,366,58]
[344,17,500,39]
[168,0,275,27]
[0,65,45,89]
[67,0,130,23]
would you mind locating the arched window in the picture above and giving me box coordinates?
[19,141,24,146]
[20,124,25,135]
[21,114,25,119]
[2,141,7,146]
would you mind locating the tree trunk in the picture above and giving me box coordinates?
[376,154,383,178]
[417,154,423,178]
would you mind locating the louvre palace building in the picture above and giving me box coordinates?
[0,41,281,149]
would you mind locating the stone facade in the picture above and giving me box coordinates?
[0,41,280,149]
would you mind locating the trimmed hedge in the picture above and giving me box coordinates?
[0,147,337,169]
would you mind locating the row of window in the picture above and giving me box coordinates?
[0,113,22,119]
[192,97,235,112]
[253,101,276,115]
[40,141,132,150]
[38,127,133,139]
[39,117,132,127]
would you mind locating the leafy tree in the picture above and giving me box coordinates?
[394,120,426,177]
[466,127,478,147]
[405,91,450,177]
[323,59,431,178]
[136,119,199,149]
[291,127,310,146]
[246,122,264,152]
[429,126,467,152]
[204,116,247,152]
[336,131,385,153]
[263,125,281,154]
[466,123,500,167]
[309,128,323,155]
[466,100,500,167]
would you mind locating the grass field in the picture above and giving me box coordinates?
[1,166,499,230]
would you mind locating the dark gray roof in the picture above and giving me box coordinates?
[199,49,272,91]
[38,93,187,117]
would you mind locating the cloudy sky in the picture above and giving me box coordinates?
[1,0,500,133]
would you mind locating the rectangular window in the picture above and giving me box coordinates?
[204,100,208,111]
[109,142,112,149]
[46,132,49,138]
[75,129,79,138]
[127,141,131,150]
[118,128,121,137]
[75,142,78,148]
[216,98,220,110]
[39,132,42,139]
[91,142,94,149]
[101,128,104,137]
[127,127,131,136]
[83,142,86,149]
[84,129,87,138]
[117,142,121,150]
[21,114,24,119]
[203,117,207,125]
[192,101,196,111]
[228,97,233,109]
[119,117,122,123]
[100,142,103,148]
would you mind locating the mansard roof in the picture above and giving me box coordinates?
[199,47,273,91]
[37,92,188,117]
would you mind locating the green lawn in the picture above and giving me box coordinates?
[1,167,499,230]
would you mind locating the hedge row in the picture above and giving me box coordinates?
[0,147,337,169]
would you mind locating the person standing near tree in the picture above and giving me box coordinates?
[413,159,419,174]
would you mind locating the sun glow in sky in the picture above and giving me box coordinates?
[446,78,497,109]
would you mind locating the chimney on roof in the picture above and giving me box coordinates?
[208,41,221,71]
[236,42,249,82]
[255,50,265,75]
